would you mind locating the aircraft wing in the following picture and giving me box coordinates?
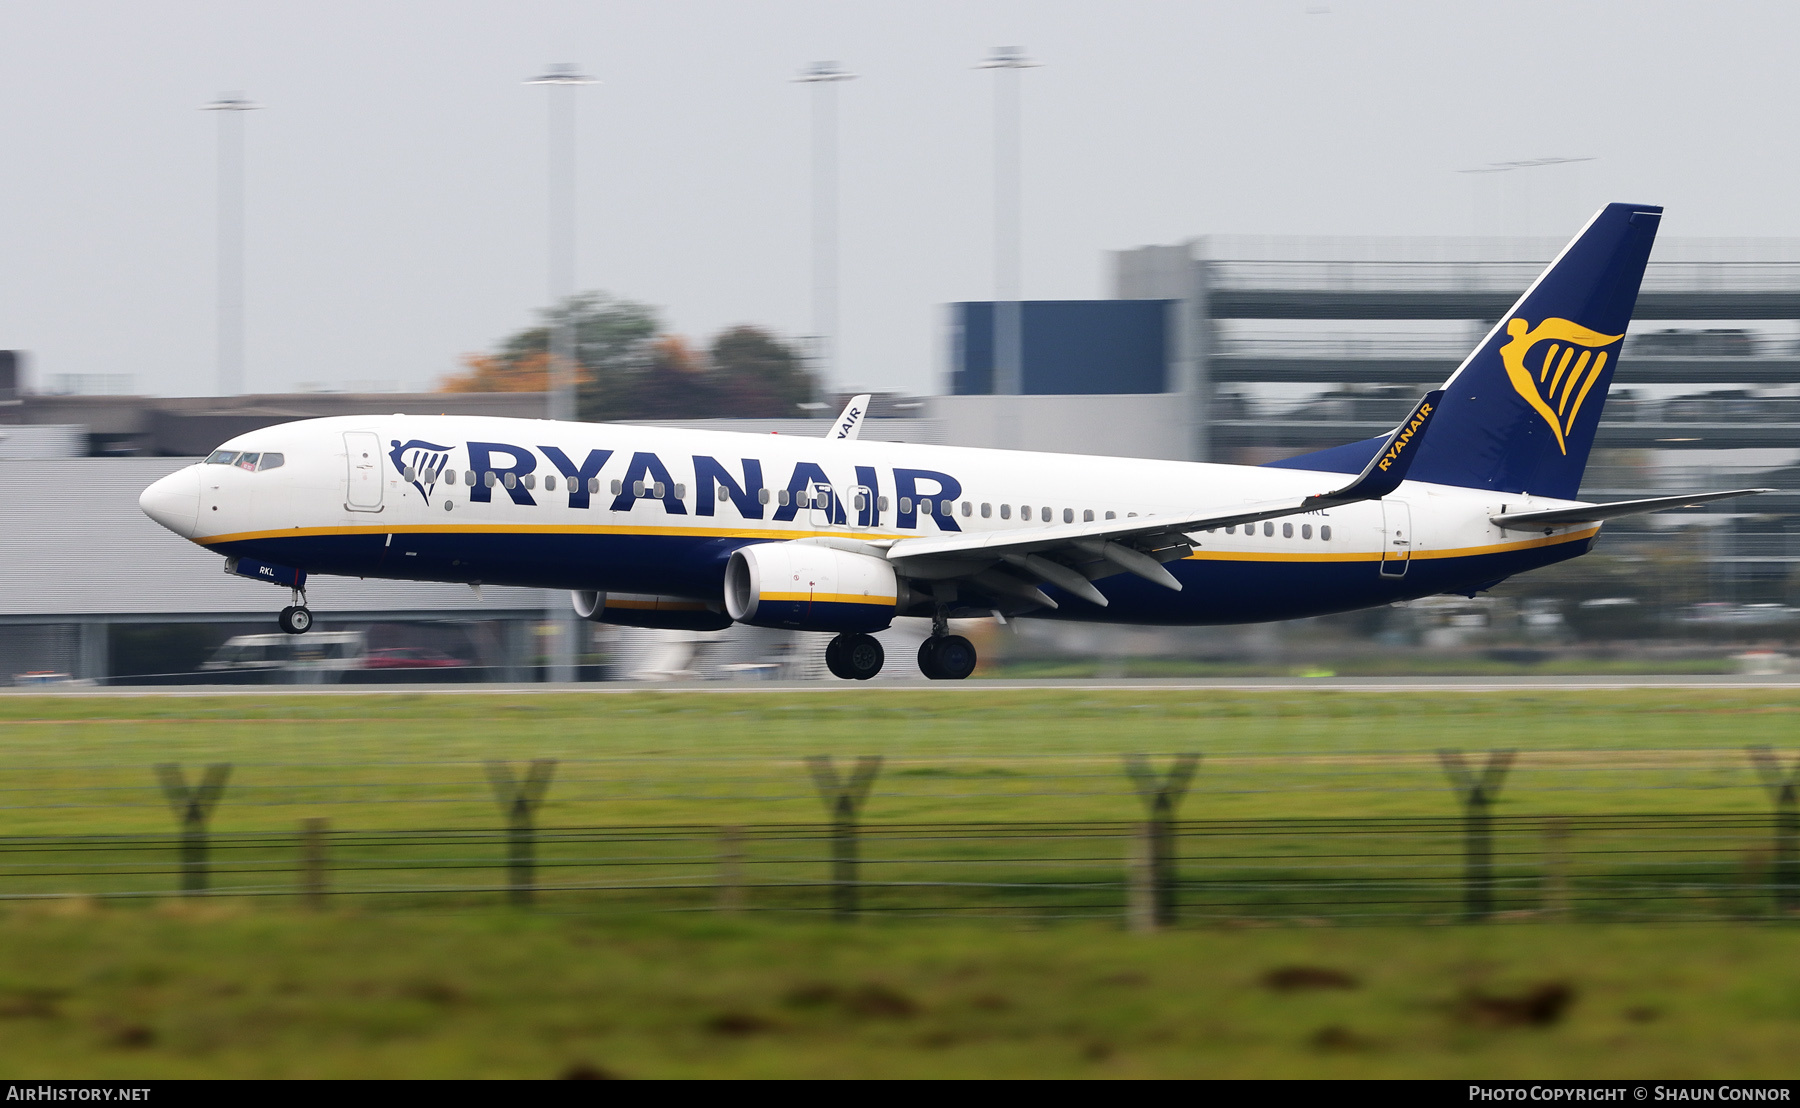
[883,391,1443,609]
[1490,488,1774,530]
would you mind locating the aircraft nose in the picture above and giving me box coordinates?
[140,466,201,538]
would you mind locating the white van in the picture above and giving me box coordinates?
[202,631,366,676]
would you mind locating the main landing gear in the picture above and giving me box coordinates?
[826,633,885,680]
[277,589,313,635]
[917,609,976,680]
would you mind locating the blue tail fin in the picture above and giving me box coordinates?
[1269,203,1662,499]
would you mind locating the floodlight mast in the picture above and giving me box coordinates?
[794,61,856,388]
[203,93,261,398]
[526,64,597,424]
[526,63,595,687]
[976,47,1038,411]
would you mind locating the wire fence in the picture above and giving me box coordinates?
[0,747,1793,927]
[0,814,1794,925]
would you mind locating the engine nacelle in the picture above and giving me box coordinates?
[571,591,733,632]
[724,541,901,633]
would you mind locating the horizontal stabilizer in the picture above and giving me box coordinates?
[1491,488,1774,529]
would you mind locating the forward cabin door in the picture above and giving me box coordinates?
[344,431,384,512]
[1379,500,1411,577]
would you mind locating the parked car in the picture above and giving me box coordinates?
[201,632,366,673]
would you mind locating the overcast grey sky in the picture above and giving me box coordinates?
[1,1,1794,399]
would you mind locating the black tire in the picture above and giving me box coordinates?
[916,637,942,680]
[278,606,313,635]
[844,634,885,680]
[825,635,852,680]
[933,635,976,680]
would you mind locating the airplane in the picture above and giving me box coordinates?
[140,203,1768,680]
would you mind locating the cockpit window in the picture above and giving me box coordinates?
[235,453,260,471]
[205,450,239,466]
[258,453,284,471]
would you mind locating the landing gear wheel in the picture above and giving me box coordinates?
[277,605,313,635]
[842,634,884,680]
[919,634,975,680]
[827,633,885,680]
[825,635,850,679]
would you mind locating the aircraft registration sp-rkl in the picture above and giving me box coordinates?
[140,204,1768,680]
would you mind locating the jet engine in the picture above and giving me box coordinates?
[724,541,904,633]
[571,591,732,631]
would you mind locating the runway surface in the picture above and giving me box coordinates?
[8,674,1800,696]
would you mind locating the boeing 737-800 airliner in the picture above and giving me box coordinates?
[139,204,1766,680]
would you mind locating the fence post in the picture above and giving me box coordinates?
[484,759,557,906]
[300,817,328,910]
[1122,753,1201,928]
[1438,749,1516,922]
[1542,816,1572,919]
[805,755,882,919]
[717,825,745,914]
[154,763,231,896]
[1746,746,1800,916]
[1126,823,1157,932]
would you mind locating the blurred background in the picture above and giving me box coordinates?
[6,0,1800,685]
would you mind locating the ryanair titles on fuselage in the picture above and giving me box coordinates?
[388,435,965,531]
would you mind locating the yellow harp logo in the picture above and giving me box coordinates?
[1498,317,1623,455]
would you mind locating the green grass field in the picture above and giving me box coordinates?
[0,689,1796,1077]
[0,907,1795,1078]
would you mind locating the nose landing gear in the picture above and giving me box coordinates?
[277,588,313,635]
[826,633,885,680]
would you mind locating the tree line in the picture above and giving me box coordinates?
[441,293,817,421]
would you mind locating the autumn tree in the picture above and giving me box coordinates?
[448,294,817,422]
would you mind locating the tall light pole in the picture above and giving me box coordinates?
[977,47,1037,400]
[794,61,855,389]
[526,64,596,423]
[203,93,260,397]
[526,63,594,687]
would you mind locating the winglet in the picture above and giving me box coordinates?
[829,394,872,441]
[1306,390,1444,507]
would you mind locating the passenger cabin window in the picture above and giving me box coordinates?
[719,486,732,502]
[588,477,601,495]
[1105,511,1115,520]
[521,474,536,490]
[544,475,556,491]
[1321,525,1332,541]
[611,479,623,495]
[1302,524,1312,539]
[1083,509,1094,522]
[1063,508,1074,523]
[633,481,646,497]
[1263,522,1273,537]
[404,466,417,482]
[484,472,498,488]
[899,497,913,514]
[877,495,890,511]
[1282,522,1293,538]
[981,503,992,518]
[1020,505,1030,520]
[503,473,517,490]
[1000,504,1011,520]
[673,483,685,499]
[962,501,972,517]
[654,482,666,498]
[777,489,790,506]
[1226,524,1235,534]
[920,499,933,515]
[465,471,476,487]
[757,488,771,505]
[205,450,238,466]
